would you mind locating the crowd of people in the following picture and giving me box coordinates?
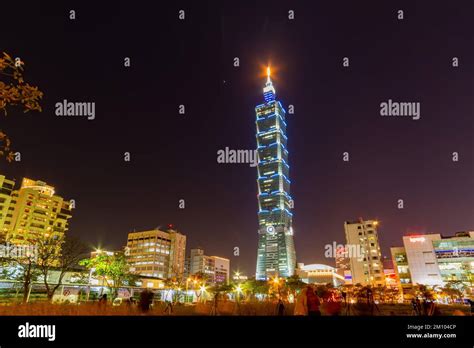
[93,285,473,316]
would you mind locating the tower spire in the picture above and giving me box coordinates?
[263,66,276,102]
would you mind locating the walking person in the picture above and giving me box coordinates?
[422,298,429,316]
[411,298,419,316]
[294,286,308,316]
[415,297,422,316]
[98,294,107,309]
[164,300,173,315]
[210,292,220,316]
[163,290,174,315]
[276,297,285,316]
[125,297,134,311]
[341,291,347,305]
[306,285,321,316]
[139,290,154,314]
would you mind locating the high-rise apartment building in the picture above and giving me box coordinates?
[344,219,385,287]
[255,67,296,280]
[0,175,15,240]
[335,244,351,280]
[0,176,73,244]
[126,228,186,279]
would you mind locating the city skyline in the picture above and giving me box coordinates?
[1,1,472,277]
[0,2,473,346]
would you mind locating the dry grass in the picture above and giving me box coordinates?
[0,301,290,316]
[0,302,142,316]
[0,301,469,316]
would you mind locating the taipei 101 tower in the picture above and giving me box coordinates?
[255,67,296,280]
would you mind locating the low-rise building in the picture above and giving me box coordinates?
[391,231,474,291]
[186,247,230,285]
[126,228,186,280]
[296,263,345,287]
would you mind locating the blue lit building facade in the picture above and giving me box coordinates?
[255,69,296,280]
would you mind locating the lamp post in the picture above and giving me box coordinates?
[235,285,242,302]
[185,277,191,303]
[235,271,240,281]
[86,267,95,302]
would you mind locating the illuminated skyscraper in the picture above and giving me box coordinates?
[1,177,73,245]
[255,67,296,280]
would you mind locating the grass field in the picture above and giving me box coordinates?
[0,301,470,316]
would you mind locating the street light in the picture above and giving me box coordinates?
[235,285,243,302]
[86,267,95,301]
[185,278,192,303]
[199,285,206,302]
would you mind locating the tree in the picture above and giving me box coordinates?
[163,264,188,303]
[372,285,386,303]
[209,283,234,297]
[0,52,43,161]
[0,131,13,162]
[384,287,401,304]
[0,246,40,303]
[0,266,24,299]
[441,281,465,303]
[315,283,334,300]
[285,274,306,299]
[0,234,88,303]
[241,278,269,300]
[185,272,212,302]
[410,284,435,301]
[339,284,355,303]
[353,283,368,303]
[80,253,136,299]
[37,235,89,301]
[461,263,473,289]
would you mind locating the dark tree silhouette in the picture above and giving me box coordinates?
[0,52,43,161]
